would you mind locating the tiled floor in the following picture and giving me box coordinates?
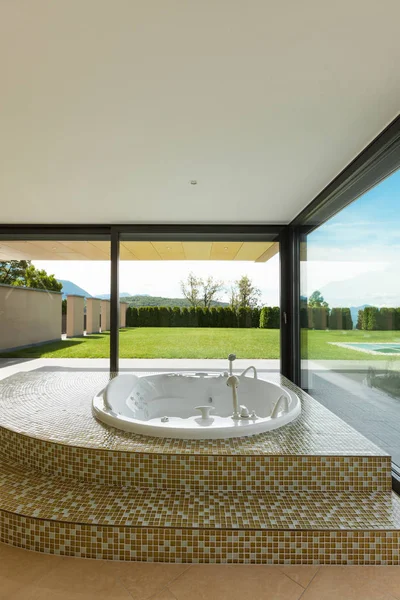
[0,543,399,600]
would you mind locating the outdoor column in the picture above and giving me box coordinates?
[101,299,111,332]
[86,298,101,334]
[120,302,128,328]
[66,295,84,337]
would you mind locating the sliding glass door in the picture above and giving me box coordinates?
[300,168,400,470]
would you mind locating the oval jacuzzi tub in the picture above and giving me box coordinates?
[93,372,301,440]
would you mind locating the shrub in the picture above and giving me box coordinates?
[308,307,329,330]
[126,306,138,327]
[260,306,280,329]
[189,306,198,327]
[237,307,247,328]
[210,307,219,328]
[171,306,181,327]
[202,307,211,327]
[329,308,353,330]
[342,308,353,330]
[364,306,379,330]
[181,307,190,327]
[259,306,268,328]
[379,307,396,330]
[225,307,237,328]
[251,307,261,328]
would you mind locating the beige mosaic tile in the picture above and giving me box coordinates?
[0,458,399,530]
[1,514,399,564]
[0,429,392,491]
[0,371,387,456]
[0,371,391,491]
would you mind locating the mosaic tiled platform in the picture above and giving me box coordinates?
[0,371,391,492]
[0,371,387,455]
[0,369,398,564]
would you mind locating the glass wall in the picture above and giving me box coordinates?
[0,237,110,377]
[117,238,280,373]
[301,168,400,469]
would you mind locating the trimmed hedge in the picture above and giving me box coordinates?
[126,305,263,328]
[357,307,400,330]
[329,308,353,330]
[259,307,280,329]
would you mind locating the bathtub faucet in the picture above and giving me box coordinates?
[228,353,236,376]
[240,366,258,379]
[226,374,240,420]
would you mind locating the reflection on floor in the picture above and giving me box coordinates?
[309,369,400,466]
[0,542,400,600]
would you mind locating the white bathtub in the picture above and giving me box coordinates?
[92,372,301,440]
[93,373,301,439]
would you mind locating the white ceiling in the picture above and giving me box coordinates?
[1,0,399,225]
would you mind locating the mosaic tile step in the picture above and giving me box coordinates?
[0,459,399,531]
[1,515,400,564]
[0,428,392,492]
[0,459,399,564]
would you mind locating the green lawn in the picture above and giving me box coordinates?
[2,328,400,360]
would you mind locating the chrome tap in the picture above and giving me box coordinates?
[228,353,236,376]
[270,395,289,418]
[240,366,257,379]
[226,374,240,420]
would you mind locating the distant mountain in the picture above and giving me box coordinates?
[97,292,131,300]
[58,280,92,300]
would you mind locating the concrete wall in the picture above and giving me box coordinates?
[120,302,128,328]
[0,284,62,352]
[101,300,110,331]
[86,298,101,334]
[66,295,84,337]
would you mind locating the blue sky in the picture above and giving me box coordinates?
[309,168,400,253]
[303,168,400,307]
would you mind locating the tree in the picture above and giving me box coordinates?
[180,273,224,309]
[0,260,62,292]
[234,275,261,309]
[200,276,224,309]
[21,264,62,292]
[0,260,30,285]
[180,272,202,307]
[229,285,240,311]
[308,290,328,308]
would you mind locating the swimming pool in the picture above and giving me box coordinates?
[330,342,400,355]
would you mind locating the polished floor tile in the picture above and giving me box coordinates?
[278,565,320,589]
[0,543,64,599]
[1,544,400,600]
[5,557,132,600]
[301,566,400,600]
[167,564,304,600]
[104,561,189,599]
